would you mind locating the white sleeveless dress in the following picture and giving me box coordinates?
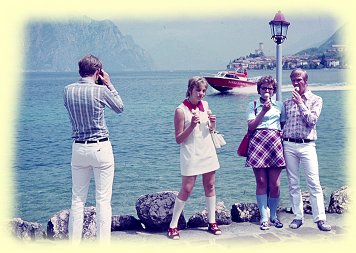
[178,100,220,176]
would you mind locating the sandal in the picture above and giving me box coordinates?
[207,223,222,235]
[317,220,331,232]
[289,219,303,229]
[260,221,270,230]
[167,227,180,240]
[270,218,283,228]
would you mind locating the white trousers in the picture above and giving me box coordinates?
[283,141,326,222]
[68,140,115,244]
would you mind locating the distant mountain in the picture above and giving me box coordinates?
[24,17,154,72]
[295,25,345,55]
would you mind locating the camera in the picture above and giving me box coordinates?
[96,69,104,85]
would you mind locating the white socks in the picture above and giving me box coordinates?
[206,195,216,224]
[169,197,186,228]
[170,195,217,227]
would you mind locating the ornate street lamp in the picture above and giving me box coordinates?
[269,11,290,101]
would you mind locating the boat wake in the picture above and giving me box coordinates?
[209,84,349,95]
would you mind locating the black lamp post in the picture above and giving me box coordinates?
[269,11,290,101]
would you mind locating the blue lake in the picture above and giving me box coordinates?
[14,69,348,226]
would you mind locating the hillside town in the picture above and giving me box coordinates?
[227,42,347,71]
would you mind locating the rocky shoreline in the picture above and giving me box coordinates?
[9,186,351,242]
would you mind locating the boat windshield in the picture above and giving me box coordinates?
[225,73,237,78]
[217,71,227,77]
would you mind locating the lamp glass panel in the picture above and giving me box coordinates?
[270,24,274,37]
[275,23,282,36]
[282,24,289,37]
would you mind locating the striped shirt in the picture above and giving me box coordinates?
[282,90,322,140]
[64,77,124,141]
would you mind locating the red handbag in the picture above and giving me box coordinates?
[237,101,257,157]
[237,133,250,157]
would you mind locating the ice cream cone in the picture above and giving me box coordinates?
[263,93,270,100]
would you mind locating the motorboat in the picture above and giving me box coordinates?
[203,69,258,92]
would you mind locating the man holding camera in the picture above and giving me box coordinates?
[64,54,124,243]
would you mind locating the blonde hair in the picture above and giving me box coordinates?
[290,68,308,82]
[186,76,209,97]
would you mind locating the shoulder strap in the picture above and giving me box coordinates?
[254,100,257,116]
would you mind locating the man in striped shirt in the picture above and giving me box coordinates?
[64,54,124,243]
[283,68,331,232]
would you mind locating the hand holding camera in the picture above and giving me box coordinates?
[96,69,105,85]
[96,69,112,87]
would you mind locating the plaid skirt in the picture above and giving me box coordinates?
[245,129,286,169]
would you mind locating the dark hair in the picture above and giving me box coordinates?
[78,54,102,77]
[256,75,277,94]
[290,68,308,82]
[186,76,209,97]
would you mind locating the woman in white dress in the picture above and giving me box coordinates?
[167,76,221,240]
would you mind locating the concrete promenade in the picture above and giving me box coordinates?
[111,211,352,250]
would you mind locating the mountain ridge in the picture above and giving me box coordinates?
[24,17,154,72]
[295,25,345,56]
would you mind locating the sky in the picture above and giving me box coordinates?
[115,14,342,70]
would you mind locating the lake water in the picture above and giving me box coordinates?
[14,69,348,226]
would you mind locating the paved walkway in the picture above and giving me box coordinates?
[111,212,351,249]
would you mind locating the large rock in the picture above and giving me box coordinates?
[187,201,232,228]
[47,207,144,240]
[328,186,351,214]
[231,203,260,222]
[135,191,186,231]
[9,218,46,240]
[46,209,70,240]
[47,207,96,240]
[111,215,144,231]
[301,191,313,214]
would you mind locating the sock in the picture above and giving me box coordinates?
[256,194,268,222]
[268,196,279,221]
[169,197,186,228]
[206,195,216,224]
